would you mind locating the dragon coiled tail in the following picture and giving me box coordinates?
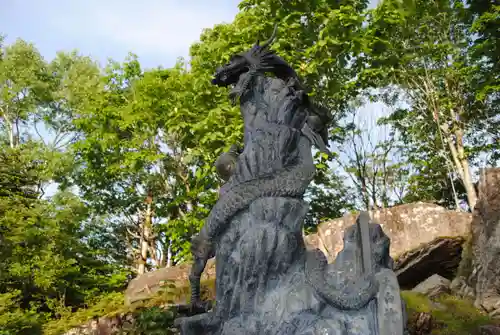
[199,137,315,242]
[304,249,379,310]
[189,274,201,304]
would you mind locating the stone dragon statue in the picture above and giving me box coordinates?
[186,24,379,314]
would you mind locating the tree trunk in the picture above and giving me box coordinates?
[1,106,16,149]
[158,237,173,268]
[14,118,20,147]
[136,196,156,274]
[370,172,378,210]
[455,131,477,210]
[6,118,15,148]
[159,236,166,268]
[450,176,462,211]
[166,241,172,268]
[443,125,478,210]
[460,161,477,210]
[137,222,148,275]
[360,177,370,211]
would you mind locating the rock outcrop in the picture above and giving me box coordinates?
[125,259,216,305]
[308,202,472,262]
[455,168,500,318]
[394,237,464,289]
[477,325,500,335]
[64,315,128,335]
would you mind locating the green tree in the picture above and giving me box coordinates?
[0,145,128,335]
[304,167,356,233]
[468,0,500,97]
[336,110,410,210]
[67,57,225,272]
[468,0,500,165]
[38,50,104,150]
[0,38,131,334]
[359,0,498,210]
[0,38,48,148]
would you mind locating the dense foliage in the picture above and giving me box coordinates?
[0,0,498,333]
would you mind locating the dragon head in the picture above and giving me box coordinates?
[211,53,252,87]
[211,24,293,87]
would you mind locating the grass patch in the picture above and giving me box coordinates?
[402,291,495,334]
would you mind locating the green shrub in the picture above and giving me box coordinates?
[40,279,215,334]
[0,291,44,335]
[42,292,126,335]
[121,306,177,335]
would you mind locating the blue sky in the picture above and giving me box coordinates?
[1,0,241,69]
[1,0,379,69]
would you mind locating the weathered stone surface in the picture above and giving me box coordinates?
[450,275,476,299]
[177,202,408,334]
[125,259,216,305]
[315,202,472,262]
[62,308,186,335]
[63,315,127,335]
[412,312,432,335]
[476,325,500,335]
[412,274,451,298]
[462,168,500,317]
[394,237,464,290]
[127,234,318,305]
[303,232,327,254]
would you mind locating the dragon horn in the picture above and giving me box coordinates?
[259,23,278,49]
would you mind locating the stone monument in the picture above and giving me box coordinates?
[174,25,408,335]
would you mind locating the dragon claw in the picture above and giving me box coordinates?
[229,90,240,105]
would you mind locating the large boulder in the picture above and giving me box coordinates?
[395,237,464,289]
[125,259,216,305]
[308,202,472,262]
[411,274,451,298]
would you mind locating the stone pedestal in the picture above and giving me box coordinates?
[177,199,407,334]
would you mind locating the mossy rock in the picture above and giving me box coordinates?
[402,291,497,334]
[455,233,474,280]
